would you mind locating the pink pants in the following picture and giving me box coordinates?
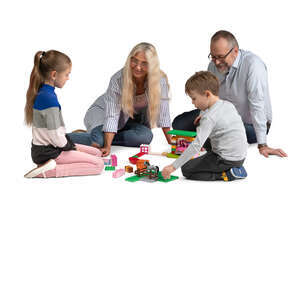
[42,144,104,178]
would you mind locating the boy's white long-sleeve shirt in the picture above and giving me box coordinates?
[172,100,248,170]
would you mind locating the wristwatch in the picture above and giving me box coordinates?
[258,143,268,149]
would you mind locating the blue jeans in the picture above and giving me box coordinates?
[172,109,270,144]
[67,119,153,147]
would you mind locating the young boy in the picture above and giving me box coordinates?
[162,71,248,181]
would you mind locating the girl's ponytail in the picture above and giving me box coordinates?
[24,50,71,126]
[25,51,45,126]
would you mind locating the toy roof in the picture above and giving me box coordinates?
[167,129,197,137]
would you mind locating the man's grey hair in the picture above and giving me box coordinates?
[211,30,239,48]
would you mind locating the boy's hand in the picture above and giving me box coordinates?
[193,115,202,126]
[162,165,176,179]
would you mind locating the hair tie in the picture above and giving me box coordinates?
[39,51,46,65]
[40,51,46,60]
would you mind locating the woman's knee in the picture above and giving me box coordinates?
[91,126,104,147]
[134,128,153,146]
[67,132,92,146]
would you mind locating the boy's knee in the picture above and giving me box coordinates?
[181,164,192,179]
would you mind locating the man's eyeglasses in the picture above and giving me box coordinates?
[208,47,234,61]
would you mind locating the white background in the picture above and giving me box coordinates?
[0,0,299,299]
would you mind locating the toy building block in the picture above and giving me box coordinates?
[129,151,145,164]
[140,144,150,154]
[136,159,150,170]
[157,171,179,182]
[103,159,111,165]
[105,166,115,171]
[134,160,159,181]
[112,169,125,178]
[167,129,197,158]
[111,154,117,167]
[125,165,133,173]
[125,175,142,182]
[167,129,197,137]
[125,171,179,183]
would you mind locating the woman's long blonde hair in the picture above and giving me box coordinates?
[121,42,169,128]
[25,50,71,126]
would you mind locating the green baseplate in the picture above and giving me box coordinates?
[166,153,180,158]
[126,172,179,183]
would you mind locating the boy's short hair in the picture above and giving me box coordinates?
[185,71,219,96]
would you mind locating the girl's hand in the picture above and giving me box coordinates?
[162,165,176,180]
[100,146,111,157]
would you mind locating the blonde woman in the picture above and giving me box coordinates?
[68,42,172,156]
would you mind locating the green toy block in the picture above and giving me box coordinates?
[125,172,179,183]
[157,172,179,182]
[125,175,142,182]
[167,129,197,137]
[105,166,115,171]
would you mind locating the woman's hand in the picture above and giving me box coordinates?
[100,132,115,157]
[162,127,173,145]
[100,146,111,157]
[162,164,176,180]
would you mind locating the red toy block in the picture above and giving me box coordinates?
[129,152,144,164]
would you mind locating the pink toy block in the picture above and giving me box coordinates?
[111,154,117,167]
[112,169,125,178]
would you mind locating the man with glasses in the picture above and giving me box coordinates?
[172,30,287,158]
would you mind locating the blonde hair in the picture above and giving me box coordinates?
[185,71,219,96]
[25,50,71,126]
[121,42,169,128]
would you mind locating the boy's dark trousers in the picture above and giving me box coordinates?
[181,151,245,181]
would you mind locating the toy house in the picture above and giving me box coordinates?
[167,129,197,158]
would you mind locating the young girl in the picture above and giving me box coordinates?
[24,50,104,178]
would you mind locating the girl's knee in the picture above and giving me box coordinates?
[94,158,104,174]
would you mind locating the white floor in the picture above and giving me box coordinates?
[1,0,299,298]
[1,127,299,300]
